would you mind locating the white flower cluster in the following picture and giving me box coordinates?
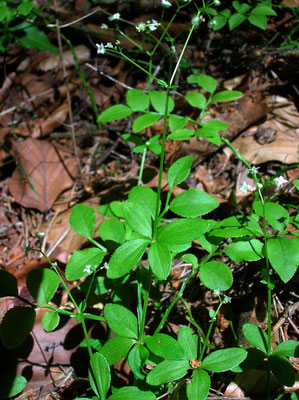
[96,41,120,54]
[108,13,120,21]
[274,176,288,187]
[162,0,171,7]
[136,19,159,32]
[240,181,252,194]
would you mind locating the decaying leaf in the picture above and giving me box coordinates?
[8,138,77,212]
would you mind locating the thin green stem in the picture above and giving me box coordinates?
[138,267,152,340]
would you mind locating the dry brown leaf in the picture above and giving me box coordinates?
[32,103,68,138]
[38,44,90,72]
[8,138,77,212]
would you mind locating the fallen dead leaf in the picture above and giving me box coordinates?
[38,45,90,72]
[32,103,68,138]
[8,138,77,212]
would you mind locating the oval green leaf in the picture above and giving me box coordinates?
[98,104,132,123]
[104,303,138,338]
[187,369,210,400]
[65,248,105,281]
[123,202,152,238]
[70,204,95,239]
[268,237,299,282]
[178,326,198,359]
[101,336,135,365]
[224,238,263,262]
[185,92,207,109]
[212,90,242,102]
[242,323,268,353]
[149,91,174,113]
[89,352,110,398]
[42,311,60,332]
[27,268,59,303]
[145,333,186,360]
[148,242,171,280]
[108,386,156,400]
[201,348,247,372]
[0,270,18,298]
[170,188,219,217]
[199,261,233,291]
[133,113,161,133]
[167,156,193,189]
[0,374,27,399]
[146,359,189,386]
[126,89,149,111]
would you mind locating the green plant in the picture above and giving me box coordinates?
[1,1,298,399]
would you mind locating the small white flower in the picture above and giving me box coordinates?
[103,262,109,270]
[162,0,172,7]
[214,0,221,5]
[148,19,159,31]
[213,289,221,296]
[101,23,108,29]
[36,232,45,238]
[240,181,252,194]
[192,15,201,26]
[136,22,146,32]
[108,13,120,21]
[257,182,263,189]
[250,166,260,174]
[223,295,231,304]
[208,19,218,29]
[274,176,288,187]
[96,43,105,54]
[105,42,114,48]
[83,264,92,274]
[115,40,120,45]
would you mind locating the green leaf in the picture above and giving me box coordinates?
[251,5,277,16]
[268,237,299,282]
[182,253,198,268]
[17,1,33,16]
[0,270,18,297]
[0,306,35,349]
[101,336,135,365]
[158,218,210,247]
[148,242,171,280]
[65,248,105,280]
[70,204,95,239]
[167,156,193,189]
[110,201,125,218]
[213,14,228,30]
[204,120,228,131]
[126,89,149,111]
[195,128,221,146]
[133,113,161,133]
[248,13,267,29]
[209,215,262,237]
[104,303,138,338]
[0,374,27,399]
[268,354,295,387]
[294,180,299,190]
[272,340,299,358]
[17,25,58,53]
[42,311,60,332]
[128,186,158,219]
[99,219,126,246]
[232,348,265,372]
[89,352,110,398]
[149,91,174,113]
[107,239,149,279]
[201,348,247,372]
[98,104,132,123]
[26,268,59,303]
[169,115,188,132]
[187,369,210,400]
[123,202,152,238]
[0,5,9,23]
[128,344,149,379]
[185,92,207,109]
[146,359,189,386]
[242,323,268,353]
[178,326,198,359]
[199,261,233,291]
[187,74,218,93]
[212,90,242,102]
[224,238,263,262]
[253,201,289,231]
[108,386,156,400]
[168,128,194,140]
[170,188,219,217]
[229,13,247,30]
[145,333,186,360]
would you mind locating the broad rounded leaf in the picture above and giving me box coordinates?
[248,13,267,30]
[187,369,210,400]
[27,268,59,303]
[107,239,149,279]
[89,352,110,398]
[167,156,193,188]
[268,237,299,282]
[158,218,210,246]
[128,186,158,218]
[146,359,189,386]
[133,113,161,133]
[128,344,149,379]
[187,74,218,93]
[0,374,27,399]
[126,89,149,111]
[170,188,219,217]
[101,336,135,365]
[178,326,198,359]
[0,306,35,349]
[108,386,156,400]
[229,13,247,30]
[272,340,299,358]
[210,215,262,237]
[242,323,268,353]
[212,90,242,102]
[232,348,266,372]
[99,219,126,245]
[70,204,95,238]
[204,120,228,131]
[224,238,263,262]
[145,333,185,360]
[268,354,295,387]
[0,270,18,298]
[18,25,58,53]
[104,303,138,338]
[98,104,132,123]
[42,311,60,332]
[169,115,188,131]
[253,201,289,231]
[201,348,247,372]
[185,92,207,109]
[148,242,171,280]
[123,202,152,238]
[195,128,221,146]
[149,91,174,113]
[65,248,105,281]
[168,128,194,140]
[200,261,233,291]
